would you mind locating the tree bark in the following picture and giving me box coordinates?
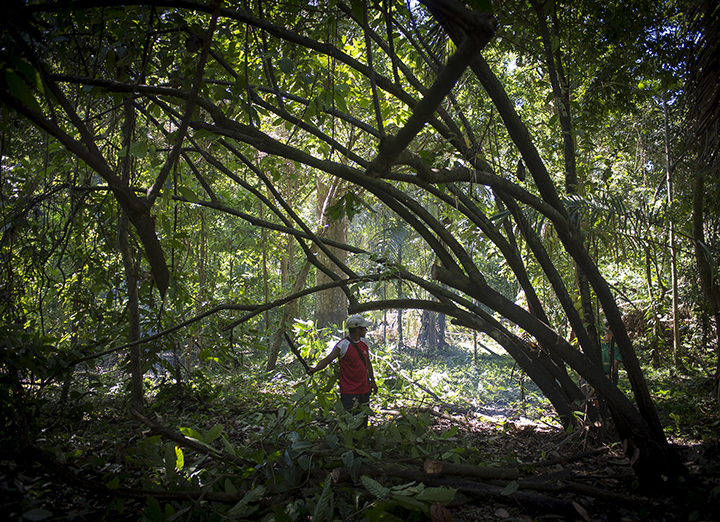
[315,175,348,329]
[118,94,144,413]
[266,260,312,371]
[663,96,681,366]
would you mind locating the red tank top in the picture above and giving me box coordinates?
[337,337,371,394]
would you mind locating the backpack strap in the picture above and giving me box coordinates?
[347,337,371,383]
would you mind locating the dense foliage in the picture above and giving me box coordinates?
[2,0,719,518]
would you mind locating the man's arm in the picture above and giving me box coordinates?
[307,346,341,375]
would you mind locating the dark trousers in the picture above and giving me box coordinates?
[340,392,371,428]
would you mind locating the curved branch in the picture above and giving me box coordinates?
[222,274,386,331]
[146,0,220,205]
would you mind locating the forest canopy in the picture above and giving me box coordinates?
[1,0,719,519]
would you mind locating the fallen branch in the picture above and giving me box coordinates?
[528,446,609,468]
[380,463,582,517]
[130,408,255,469]
[330,456,651,511]
[27,445,245,503]
[418,459,519,480]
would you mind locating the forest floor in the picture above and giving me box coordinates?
[2,346,720,521]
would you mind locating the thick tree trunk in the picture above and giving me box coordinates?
[417,309,441,350]
[687,0,720,404]
[693,170,720,390]
[315,175,347,329]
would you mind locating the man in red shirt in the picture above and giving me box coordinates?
[307,315,377,424]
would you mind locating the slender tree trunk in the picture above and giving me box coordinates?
[396,249,404,347]
[534,0,576,193]
[473,330,478,367]
[534,0,604,422]
[645,246,661,367]
[118,94,143,413]
[260,201,270,333]
[663,97,681,366]
[119,214,143,412]
[266,260,312,371]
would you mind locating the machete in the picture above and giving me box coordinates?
[284,332,310,372]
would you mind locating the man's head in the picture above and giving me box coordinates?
[347,314,371,335]
[603,318,613,339]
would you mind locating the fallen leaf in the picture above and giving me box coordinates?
[22,508,53,521]
[494,507,510,519]
[430,502,452,522]
[424,460,443,474]
[572,501,591,522]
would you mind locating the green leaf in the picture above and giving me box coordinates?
[227,485,266,517]
[298,454,311,470]
[225,478,237,495]
[12,58,43,92]
[341,450,354,468]
[221,434,235,455]
[205,423,223,443]
[23,508,53,521]
[350,0,364,22]
[144,496,162,521]
[361,475,389,498]
[551,35,560,53]
[440,426,458,439]
[277,57,295,75]
[164,238,186,250]
[326,433,338,449]
[415,486,456,503]
[312,477,334,521]
[335,90,349,114]
[272,505,294,522]
[117,140,148,159]
[501,481,519,496]
[106,476,120,490]
[466,0,493,11]
[392,495,428,513]
[178,186,200,203]
[5,70,42,113]
[489,210,511,228]
[174,445,184,471]
[165,445,177,480]
[130,140,148,158]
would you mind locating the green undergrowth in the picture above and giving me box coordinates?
[37,367,485,521]
[8,330,720,521]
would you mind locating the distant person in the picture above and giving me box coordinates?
[307,315,377,427]
[601,318,622,385]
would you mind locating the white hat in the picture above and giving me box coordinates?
[346,314,371,329]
